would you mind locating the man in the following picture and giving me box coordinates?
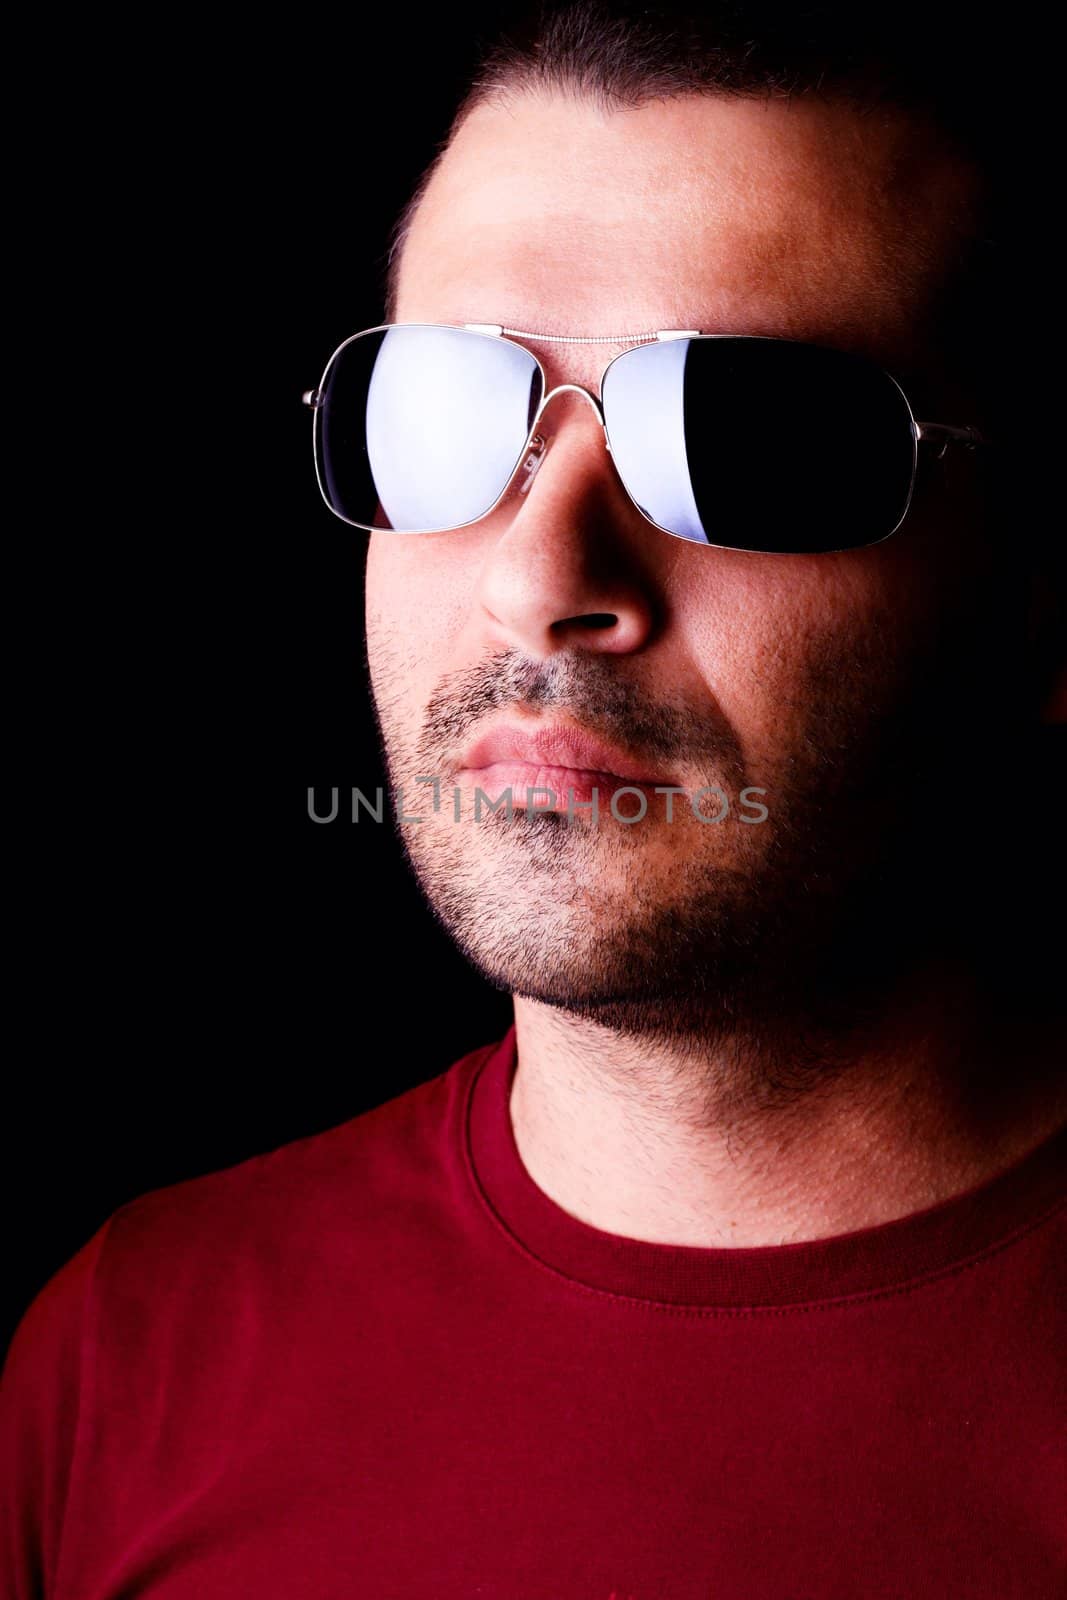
[4,4,1064,1597]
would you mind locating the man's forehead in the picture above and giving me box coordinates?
[396,89,981,393]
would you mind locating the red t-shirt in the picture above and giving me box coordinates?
[3,1026,1065,1599]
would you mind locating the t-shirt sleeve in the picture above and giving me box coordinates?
[0,1220,115,1600]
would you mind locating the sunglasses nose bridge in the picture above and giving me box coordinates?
[515,383,616,501]
[530,382,607,436]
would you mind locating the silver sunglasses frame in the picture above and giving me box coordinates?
[302,321,987,555]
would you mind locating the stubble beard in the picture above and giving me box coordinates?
[369,642,967,1065]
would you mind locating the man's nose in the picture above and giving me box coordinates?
[473,396,660,658]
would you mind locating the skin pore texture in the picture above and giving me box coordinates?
[365,88,1066,1247]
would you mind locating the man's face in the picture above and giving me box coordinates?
[365,89,1004,1035]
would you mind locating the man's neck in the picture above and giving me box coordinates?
[508,965,1067,1248]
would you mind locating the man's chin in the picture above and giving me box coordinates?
[407,873,786,1030]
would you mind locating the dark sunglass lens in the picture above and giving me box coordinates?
[603,338,916,552]
[315,326,543,532]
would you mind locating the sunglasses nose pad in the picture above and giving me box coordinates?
[516,433,548,496]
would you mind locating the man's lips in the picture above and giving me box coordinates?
[455,722,672,806]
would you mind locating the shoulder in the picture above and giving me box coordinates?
[0,1037,505,1592]
[5,1033,505,1375]
[100,1034,504,1301]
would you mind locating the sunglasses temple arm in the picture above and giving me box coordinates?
[914,420,986,460]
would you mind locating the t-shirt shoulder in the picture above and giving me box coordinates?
[98,1036,495,1298]
[0,1035,504,1595]
[1,1219,114,1599]
[4,1032,502,1399]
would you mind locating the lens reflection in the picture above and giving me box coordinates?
[602,337,916,553]
[316,325,543,533]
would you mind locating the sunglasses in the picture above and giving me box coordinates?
[302,322,986,555]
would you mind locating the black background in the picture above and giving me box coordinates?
[6,13,519,1360]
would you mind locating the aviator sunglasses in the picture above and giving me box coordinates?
[302,322,987,555]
